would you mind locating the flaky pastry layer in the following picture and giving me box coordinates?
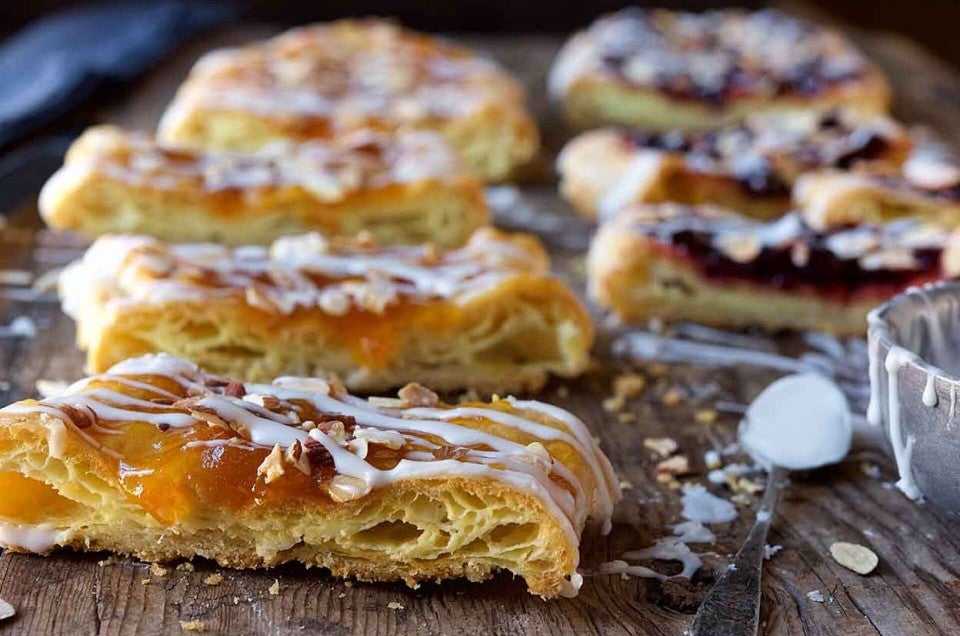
[60,229,594,392]
[550,9,890,131]
[156,19,539,181]
[587,204,949,335]
[558,112,909,220]
[40,125,489,247]
[796,161,960,232]
[0,354,619,597]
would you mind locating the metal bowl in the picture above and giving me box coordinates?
[868,281,960,519]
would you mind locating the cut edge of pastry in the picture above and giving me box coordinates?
[586,207,943,336]
[60,230,595,393]
[0,354,620,598]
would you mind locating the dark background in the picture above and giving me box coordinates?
[3,1,960,71]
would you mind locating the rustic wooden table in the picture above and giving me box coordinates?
[2,9,960,635]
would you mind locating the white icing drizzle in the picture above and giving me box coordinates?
[59,229,542,320]
[1,354,618,568]
[51,127,465,201]
[883,347,922,500]
[923,372,939,407]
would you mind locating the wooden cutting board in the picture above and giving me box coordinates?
[2,10,960,635]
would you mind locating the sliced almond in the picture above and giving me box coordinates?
[829,541,878,575]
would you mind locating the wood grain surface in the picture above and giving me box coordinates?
[1,13,960,636]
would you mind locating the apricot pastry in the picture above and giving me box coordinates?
[59,228,593,392]
[40,125,489,247]
[0,354,619,597]
[157,19,539,182]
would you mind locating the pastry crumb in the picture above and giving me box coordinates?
[655,454,690,477]
[176,562,195,572]
[203,574,224,586]
[859,461,881,478]
[387,601,404,610]
[618,479,633,491]
[97,556,116,567]
[150,563,168,577]
[555,385,569,398]
[830,542,878,575]
[662,387,683,406]
[643,437,678,458]
[140,578,151,586]
[180,619,205,632]
[617,411,636,423]
[695,409,717,425]
[232,596,240,605]
[268,579,281,596]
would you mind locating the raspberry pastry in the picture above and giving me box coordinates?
[797,154,960,231]
[157,19,539,182]
[587,203,951,335]
[0,354,619,598]
[60,229,593,392]
[550,8,890,131]
[40,125,489,247]
[558,110,909,220]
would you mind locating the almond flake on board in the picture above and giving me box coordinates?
[830,542,878,575]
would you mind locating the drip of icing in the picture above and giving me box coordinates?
[680,484,737,524]
[884,346,923,500]
[923,372,939,407]
[613,331,828,375]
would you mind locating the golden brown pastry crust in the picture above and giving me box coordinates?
[550,9,890,131]
[40,125,489,247]
[587,204,948,335]
[60,229,594,392]
[558,112,909,220]
[797,157,960,231]
[157,19,539,182]
[0,354,620,598]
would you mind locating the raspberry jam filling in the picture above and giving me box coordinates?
[637,209,945,300]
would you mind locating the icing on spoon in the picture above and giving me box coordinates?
[691,374,852,636]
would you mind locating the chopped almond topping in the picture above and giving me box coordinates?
[257,444,286,484]
[398,382,439,407]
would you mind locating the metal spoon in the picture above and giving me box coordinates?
[690,374,852,636]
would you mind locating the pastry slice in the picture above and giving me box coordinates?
[550,8,890,131]
[558,111,909,221]
[157,19,539,182]
[797,154,960,231]
[0,354,619,598]
[40,125,489,247]
[587,203,950,335]
[60,228,593,392]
